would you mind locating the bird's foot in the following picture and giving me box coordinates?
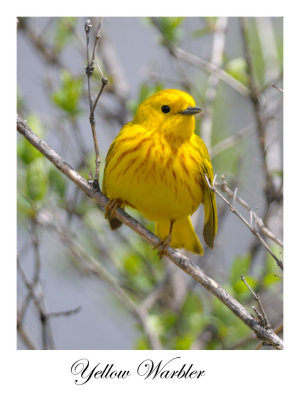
[104,199,121,219]
[153,234,172,258]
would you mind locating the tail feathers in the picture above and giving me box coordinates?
[107,204,123,230]
[156,217,204,255]
[203,184,218,248]
[109,217,123,230]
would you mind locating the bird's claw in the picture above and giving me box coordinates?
[153,235,171,258]
[105,199,121,219]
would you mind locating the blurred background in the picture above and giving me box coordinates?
[17,17,283,350]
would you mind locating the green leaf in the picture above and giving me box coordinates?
[160,312,177,331]
[131,274,154,292]
[148,312,177,339]
[123,253,142,275]
[182,293,203,316]
[53,17,76,52]
[244,19,265,88]
[49,166,66,199]
[271,169,283,178]
[17,88,25,111]
[135,336,151,350]
[17,193,35,218]
[52,70,83,116]
[159,17,184,44]
[192,18,218,37]
[263,273,279,286]
[226,58,248,85]
[230,254,251,287]
[26,158,48,201]
[262,246,282,287]
[17,114,44,165]
[234,276,258,295]
[174,333,193,350]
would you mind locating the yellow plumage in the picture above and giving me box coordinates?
[102,89,217,255]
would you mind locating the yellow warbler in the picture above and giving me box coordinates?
[102,89,217,255]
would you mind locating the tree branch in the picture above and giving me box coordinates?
[240,17,281,205]
[17,114,283,349]
[204,174,283,270]
[241,275,271,330]
[34,207,162,350]
[149,17,249,97]
[84,18,108,186]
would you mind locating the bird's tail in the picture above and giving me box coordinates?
[108,216,123,230]
[155,217,204,255]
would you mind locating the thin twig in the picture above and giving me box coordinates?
[227,333,257,350]
[85,19,93,110]
[84,18,108,186]
[149,17,249,97]
[16,114,283,349]
[90,18,103,69]
[139,272,170,313]
[17,315,37,350]
[46,221,162,350]
[215,175,283,248]
[272,83,284,93]
[34,208,162,349]
[241,275,271,330]
[17,258,55,349]
[210,123,254,159]
[204,174,283,271]
[18,17,65,69]
[47,306,81,318]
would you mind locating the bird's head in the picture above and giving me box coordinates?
[132,89,201,141]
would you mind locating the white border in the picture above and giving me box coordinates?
[2,0,299,397]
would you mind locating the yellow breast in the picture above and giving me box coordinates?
[103,125,204,222]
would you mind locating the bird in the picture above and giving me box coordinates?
[102,89,217,256]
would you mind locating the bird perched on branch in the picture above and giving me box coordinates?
[102,89,217,256]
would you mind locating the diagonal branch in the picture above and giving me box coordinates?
[216,176,283,248]
[50,223,162,350]
[149,17,249,97]
[17,114,283,349]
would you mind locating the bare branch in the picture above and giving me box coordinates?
[35,215,162,350]
[84,18,108,186]
[210,123,254,159]
[17,258,55,349]
[241,275,271,330]
[90,18,103,69]
[272,83,284,93]
[216,176,283,248]
[17,314,37,350]
[240,17,280,205]
[255,323,283,350]
[17,114,283,349]
[204,174,283,270]
[47,307,81,318]
[149,17,249,97]
[18,17,65,69]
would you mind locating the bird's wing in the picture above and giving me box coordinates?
[193,135,218,248]
[102,123,132,194]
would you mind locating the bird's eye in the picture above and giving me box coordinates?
[161,105,171,113]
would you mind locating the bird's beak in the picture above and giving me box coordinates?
[179,106,202,115]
